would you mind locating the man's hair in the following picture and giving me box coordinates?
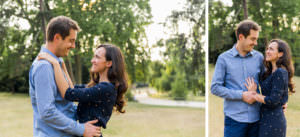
[235,20,261,40]
[46,16,81,42]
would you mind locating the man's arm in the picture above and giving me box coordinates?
[34,62,85,136]
[210,56,255,104]
[211,56,243,100]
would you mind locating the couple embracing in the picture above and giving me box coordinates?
[29,16,128,137]
[211,20,295,137]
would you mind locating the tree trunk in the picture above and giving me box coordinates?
[39,0,47,41]
[272,20,279,38]
[65,56,76,84]
[75,43,82,84]
[242,0,248,19]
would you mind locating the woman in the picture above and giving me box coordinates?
[245,39,295,137]
[38,44,128,137]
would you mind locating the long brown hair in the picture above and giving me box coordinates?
[262,39,295,94]
[87,44,128,113]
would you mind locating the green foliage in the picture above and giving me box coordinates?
[125,90,135,102]
[171,72,188,100]
[0,0,152,93]
[209,0,300,76]
[149,0,206,98]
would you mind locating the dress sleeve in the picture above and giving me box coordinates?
[264,69,288,108]
[65,82,114,102]
[74,84,86,88]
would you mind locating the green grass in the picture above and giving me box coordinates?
[209,64,300,137]
[0,93,204,137]
[149,91,205,102]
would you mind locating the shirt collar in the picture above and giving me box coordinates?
[40,47,63,63]
[231,44,254,57]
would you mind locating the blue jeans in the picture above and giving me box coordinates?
[224,116,259,137]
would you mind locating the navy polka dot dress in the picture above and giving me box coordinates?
[259,68,288,137]
[65,82,117,129]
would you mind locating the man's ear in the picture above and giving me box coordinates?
[53,33,62,42]
[238,34,245,40]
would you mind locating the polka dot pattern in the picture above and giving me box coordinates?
[258,68,288,137]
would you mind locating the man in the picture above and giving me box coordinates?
[29,16,101,137]
[211,20,263,137]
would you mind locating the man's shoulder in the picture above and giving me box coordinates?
[31,59,53,73]
[218,49,233,59]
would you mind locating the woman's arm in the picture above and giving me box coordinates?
[65,82,114,102]
[38,53,70,98]
[61,61,74,88]
[254,94,265,104]
[263,69,288,107]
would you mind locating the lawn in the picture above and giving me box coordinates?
[209,64,300,137]
[0,93,204,137]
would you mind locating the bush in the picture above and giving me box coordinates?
[171,73,188,100]
[125,90,135,102]
[158,73,173,91]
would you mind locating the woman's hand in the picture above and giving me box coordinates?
[38,52,59,65]
[244,77,257,92]
[254,94,265,104]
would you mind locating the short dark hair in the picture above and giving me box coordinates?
[235,20,261,40]
[46,16,81,42]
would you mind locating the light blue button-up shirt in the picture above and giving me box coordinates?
[29,47,84,137]
[211,45,264,123]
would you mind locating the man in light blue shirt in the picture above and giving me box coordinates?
[29,16,101,137]
[211,20,263,137]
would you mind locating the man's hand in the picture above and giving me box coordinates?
[242,91,256,104]
[83,120,101,137]
[282,103,288,113]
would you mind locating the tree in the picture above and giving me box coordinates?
[209,0,300,75]
[150,0,206,98]
[0,0,152,93]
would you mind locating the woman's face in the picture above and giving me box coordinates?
[265,42,282,62]
[90,47,111,73]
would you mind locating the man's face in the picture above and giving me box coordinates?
[239,29,259,53]
[55,29,77,57]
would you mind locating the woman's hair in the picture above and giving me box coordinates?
[87,44,128,113]
[262,39,295,94]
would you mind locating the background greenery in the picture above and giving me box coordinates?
[0,0,205,99]
[209,0,300,76]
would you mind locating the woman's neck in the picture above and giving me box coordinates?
[271,61,278,73]
[99,71,110,82]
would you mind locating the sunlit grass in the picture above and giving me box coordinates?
[0,93,204,137]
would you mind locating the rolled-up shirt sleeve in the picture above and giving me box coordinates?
[34,63,85,136]
[211,56,243,100]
